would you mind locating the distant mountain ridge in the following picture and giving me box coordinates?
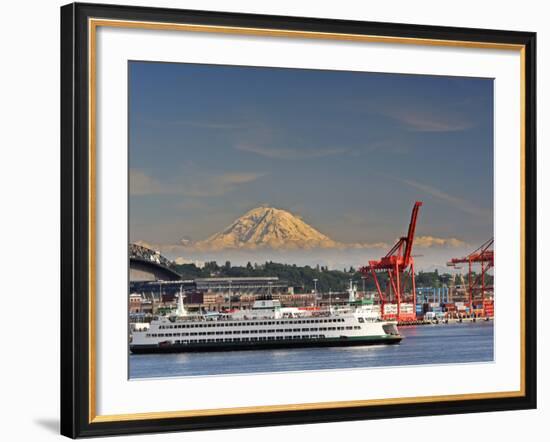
[191,207,339,251]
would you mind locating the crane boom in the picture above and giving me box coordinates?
[403,201,423,265]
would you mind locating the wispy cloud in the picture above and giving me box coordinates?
[395,176,491,219]
[129,168,265,198]
[415,235,467,248]
[380,108,475,132]
[130,169,165,196]
[183,173,265,197]
[351,98,476,133]
[236,143,350,160]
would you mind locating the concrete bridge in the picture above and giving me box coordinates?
[129,243,181,281]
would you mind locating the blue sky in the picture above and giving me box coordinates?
[129,61,493,269]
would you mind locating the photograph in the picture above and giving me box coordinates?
[54,1,537,438]
[127,61,495,379]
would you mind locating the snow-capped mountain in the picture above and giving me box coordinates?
[192,207,338,250]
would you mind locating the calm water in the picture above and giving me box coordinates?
[129,321,494,379]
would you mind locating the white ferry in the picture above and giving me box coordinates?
[130,285,402,354]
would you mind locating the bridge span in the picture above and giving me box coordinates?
[129,243,181,281]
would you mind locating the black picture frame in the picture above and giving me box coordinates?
[61,2,537,438]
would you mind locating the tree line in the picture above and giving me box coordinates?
[173,261,492,294]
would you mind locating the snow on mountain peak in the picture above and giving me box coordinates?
[193,206,338,250]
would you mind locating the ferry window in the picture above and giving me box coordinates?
[269,329,275,333]
[311,328,318,331]
[358,317,365,323]
[354,326,361,330]
[346,326,353,330]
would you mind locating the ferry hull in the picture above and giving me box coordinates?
[130,335,402,354]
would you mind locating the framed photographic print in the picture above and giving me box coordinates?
[60,2,537,438]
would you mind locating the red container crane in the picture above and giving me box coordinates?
[360,202,422,321]
[447,238,494,315]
